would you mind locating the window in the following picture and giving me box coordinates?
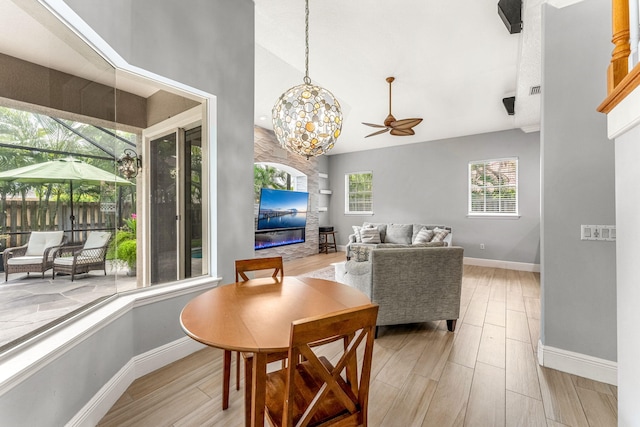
[469,158,518,216]
[345,172,373,215]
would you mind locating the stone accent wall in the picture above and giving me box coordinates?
[254,126,319,261]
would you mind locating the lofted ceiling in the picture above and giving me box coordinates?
[2,0,543,154]
[255,0,542,155]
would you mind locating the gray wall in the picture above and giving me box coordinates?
[64,0,256,283]
[0,0,255,424]
[327,129,541,265]
[541,0,617,361]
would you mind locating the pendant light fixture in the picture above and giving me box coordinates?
[272,0,342,159]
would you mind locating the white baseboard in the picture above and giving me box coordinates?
[67,337,205,427]
[537,339,617,386]
[464,257,540,272]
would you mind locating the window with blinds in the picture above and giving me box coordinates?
[345,171,373,215]
[469,158,518,216]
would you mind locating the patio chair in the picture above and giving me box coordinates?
[3,231,66,281]
[52,231,112,281]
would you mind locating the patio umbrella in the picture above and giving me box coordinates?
[0,157,133,239]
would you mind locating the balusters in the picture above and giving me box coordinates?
[608,0,631,93]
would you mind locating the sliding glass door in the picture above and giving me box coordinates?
[148,126,203,285]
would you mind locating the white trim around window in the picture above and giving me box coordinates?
[344,171,374,215]
[468,157,519,217]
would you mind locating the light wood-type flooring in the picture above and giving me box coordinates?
[99,252,618,426]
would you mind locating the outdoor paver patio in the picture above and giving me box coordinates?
[0,261,138,349]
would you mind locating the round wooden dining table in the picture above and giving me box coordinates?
[179,275,372,427]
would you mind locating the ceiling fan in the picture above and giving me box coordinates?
[363,77,423,138]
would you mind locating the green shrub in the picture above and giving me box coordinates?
[116,239,137,268]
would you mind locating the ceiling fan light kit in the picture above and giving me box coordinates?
[272,0,342,159]
[363,76,423,138]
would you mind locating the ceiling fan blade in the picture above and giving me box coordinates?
[390,128,415,136]
[365,128,390,138]
[390,118,423,130]
[362,122,387,128]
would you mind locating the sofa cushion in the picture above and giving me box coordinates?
[83,231,111,249]
[385,224,413,244]
[25,231,64,256]
[413,228,435,244]
[363,222,387,242]
[376,243,408,248]
[360,227,381,244]
[352,226,362,243]
[7,255,45,266]
[412,241,446,248]
[431,228,450,243]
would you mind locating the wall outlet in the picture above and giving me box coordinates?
[480,243,485,249]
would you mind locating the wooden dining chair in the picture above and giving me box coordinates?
[235,256,284,281]
[221,256,285,410]
[261,303,379,427]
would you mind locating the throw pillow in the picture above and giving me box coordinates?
[362,222,387,242]
[413,228,435,244]
[360,227,381,244]
[351,245,371,262]
[385,223,413,244]
[352,225,362,243]
[431,228,450,243]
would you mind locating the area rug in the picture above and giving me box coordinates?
[298,265,336,281]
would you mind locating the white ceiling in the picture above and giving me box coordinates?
[1,0,542,152]
[255,0,542,155]
[0,0,160,99]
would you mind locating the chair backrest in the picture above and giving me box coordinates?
[81,231,112,256]
[25,231,65,256]
[235,256,284,282]
[267,304,379,427]
[83,231,112,249]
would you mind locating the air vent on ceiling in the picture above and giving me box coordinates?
[530,85,541,95]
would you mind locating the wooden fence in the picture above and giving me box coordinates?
[1,201,134,247]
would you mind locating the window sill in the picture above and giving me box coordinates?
[0,276,221,395]
[467,214,521,219]
[344,211,374,216]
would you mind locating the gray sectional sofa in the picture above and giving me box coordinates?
[336,226,463,333]
[346,222,453,260]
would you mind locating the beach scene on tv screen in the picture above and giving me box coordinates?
[257,189,308,230]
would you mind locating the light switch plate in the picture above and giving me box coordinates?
[581,225,616,241]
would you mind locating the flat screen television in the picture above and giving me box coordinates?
[257,188,309,231]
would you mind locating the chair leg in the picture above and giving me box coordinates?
[446,319,457,332]
[223,349,232,410]
[235,351,240,390]
[244,353,253,427]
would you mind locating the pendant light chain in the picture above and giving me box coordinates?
[304,0,310,84]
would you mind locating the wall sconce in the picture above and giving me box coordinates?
[118,148,142,179]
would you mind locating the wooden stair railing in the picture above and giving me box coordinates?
[608,0,630,94]
[598,0,640,113]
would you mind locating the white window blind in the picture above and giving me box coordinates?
[345,172,373,214]
[469,158,518,216]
